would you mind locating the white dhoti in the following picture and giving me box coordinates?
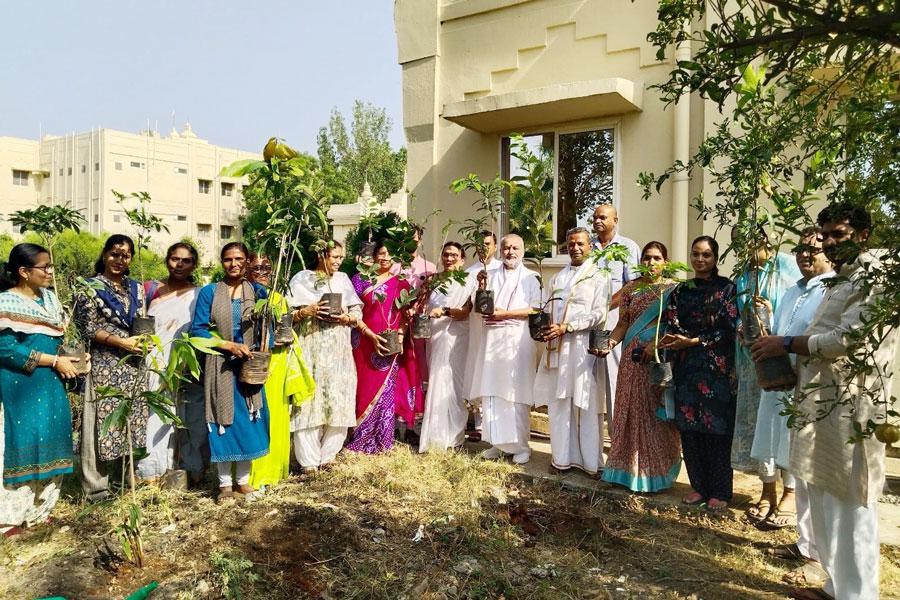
[794,477,819,562]
[548,396,603,474]
[293,426,348,468]
[807,482,878,599]
[479,397,531,455]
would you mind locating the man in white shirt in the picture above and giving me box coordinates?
[752,203,898,600]
[591,204,640,419]
[467,234,542,464]
[534,227,608,475]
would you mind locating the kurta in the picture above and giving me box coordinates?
[750,272,833,470]
[0,289,72,485]
[75,275,149,462]
[665,276,738,435]
[191,285,270,463]
[602,281,682,492]
[461,258,502,402]
[534,258,607,474]
[288,270,362,431]
[467,264,542,450]
[732,253,801,472]
[419,277,470,452]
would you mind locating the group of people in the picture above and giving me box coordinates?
[0,201,894,599]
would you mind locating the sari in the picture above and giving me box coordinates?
[346,273,422,454]
[0,288,72,528]
[136,286,198,479]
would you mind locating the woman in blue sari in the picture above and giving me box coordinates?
[597,242,681,492]
[190,242,270,504]
[0,244,81,533]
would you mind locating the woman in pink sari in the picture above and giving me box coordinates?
[347,241,423,454]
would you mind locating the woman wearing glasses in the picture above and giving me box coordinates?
[135,242,204,485]
[75,234,150,502]
[0,244,82,534]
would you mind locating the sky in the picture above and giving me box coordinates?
[0,0,404,155]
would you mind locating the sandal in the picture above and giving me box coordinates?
[759,508,797,530]
[765,542,803,561]
[788,586,834,600]
[682,492,705,505]
[216,490,238,505]
[744,499,772,522]
[782,561,827,587]
[706,498,729,513]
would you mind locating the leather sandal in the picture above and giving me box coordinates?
[759,508,796,530]
[744,499,772,522]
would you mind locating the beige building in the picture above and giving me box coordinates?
[0,125,258,259]
[395,0,718,268]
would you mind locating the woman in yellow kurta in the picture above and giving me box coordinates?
[247,255,314,490]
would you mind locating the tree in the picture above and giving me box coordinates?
[640,1,899,437]
[317,101,407,204]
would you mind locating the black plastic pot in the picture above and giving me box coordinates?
[379,329,402,356]
[756,357,798,391]
[474,289,494,315]
[321,292,343,316]
[60,342,90,376]
[649,361,673,387]
[589,329,611,353]
[131,315,156,336]
[528,311,550,341]
[274,313,294,345]
[411,314,432,340]
[239,351,271,385]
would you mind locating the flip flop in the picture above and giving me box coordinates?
[759,508,797,530]
[682,492,705,505]
[765,542,803,561]
[744,499,772,522]
[706,498,729,513]
[782,561,827,587]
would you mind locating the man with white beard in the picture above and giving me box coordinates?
[534,227,608,475]
[467,234,542,464]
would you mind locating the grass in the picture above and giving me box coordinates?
[1,445,897,599]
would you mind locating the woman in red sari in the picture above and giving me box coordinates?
[346,241,423,453]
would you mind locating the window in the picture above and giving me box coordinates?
[67,167,72,176]
[220,225,234,239]
[95,162,99,171]
[130,161,144,169]
[113,214,122,223]
[502,127,615,256]
[115,162,123,171]
[59,168,64,176]
[175,167,188,174]
[198,179,211,194]
[12,170,29,186]
[81,165,86,174]
[197,223,212,237]
[177,215,187,221]
[221,182,234,197]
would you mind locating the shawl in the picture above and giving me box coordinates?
[93,276,140,329]
[622,285,674,349]
[204,281,263,427]
[0,288,64,337]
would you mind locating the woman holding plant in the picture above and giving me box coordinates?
[658,236,738,511]
[135,242,204,484]
[346,241,422,454]
[190,242,270,503]
[0,244,80,532]
[597,242,682,492]
[246,253,315,488]
[288,241,363,471]
[76,234,150,501]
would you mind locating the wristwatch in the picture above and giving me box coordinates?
[782,336,794,354]
[442,307,451,317]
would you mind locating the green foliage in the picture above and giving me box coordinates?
[507,134,556,284]
[451,173,511,272]
[643,0,899,435]
[112,191,170,317]
[210,550,261,600]
[317,100,407,203]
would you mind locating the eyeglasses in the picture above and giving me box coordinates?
[250,266,272,274]
[29,264,55,274]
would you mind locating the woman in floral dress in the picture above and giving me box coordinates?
[659,236,738,511]
[600,241,681,492]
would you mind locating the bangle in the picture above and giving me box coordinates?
[51,355,59,369]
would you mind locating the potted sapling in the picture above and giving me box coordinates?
[587,243,634,353]
[638,261,691,387]
[112,191,170,336]
[451,173,510,315]
[410,214,458,340]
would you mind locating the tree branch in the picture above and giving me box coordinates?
[720,12,900,50]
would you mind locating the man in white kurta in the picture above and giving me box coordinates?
[419,243,471,452]
[752,204,897,600]
[535,228,609,475]
[467,234,542,463]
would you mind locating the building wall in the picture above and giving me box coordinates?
[395,0,721,271]
[0,126,258,261]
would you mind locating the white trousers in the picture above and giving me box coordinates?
[794,477,819,562]
[293,426,347,468]
[807,482,879,599]
[548,396,603,475]
[479,397,531,455]
[216,461,251,488]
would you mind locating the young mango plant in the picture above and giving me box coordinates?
[630,261,692,364]
[112,191,170,334]
[451,173,511,315]
[9,204,86,295]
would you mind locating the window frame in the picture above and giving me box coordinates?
[12,170,29,186]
